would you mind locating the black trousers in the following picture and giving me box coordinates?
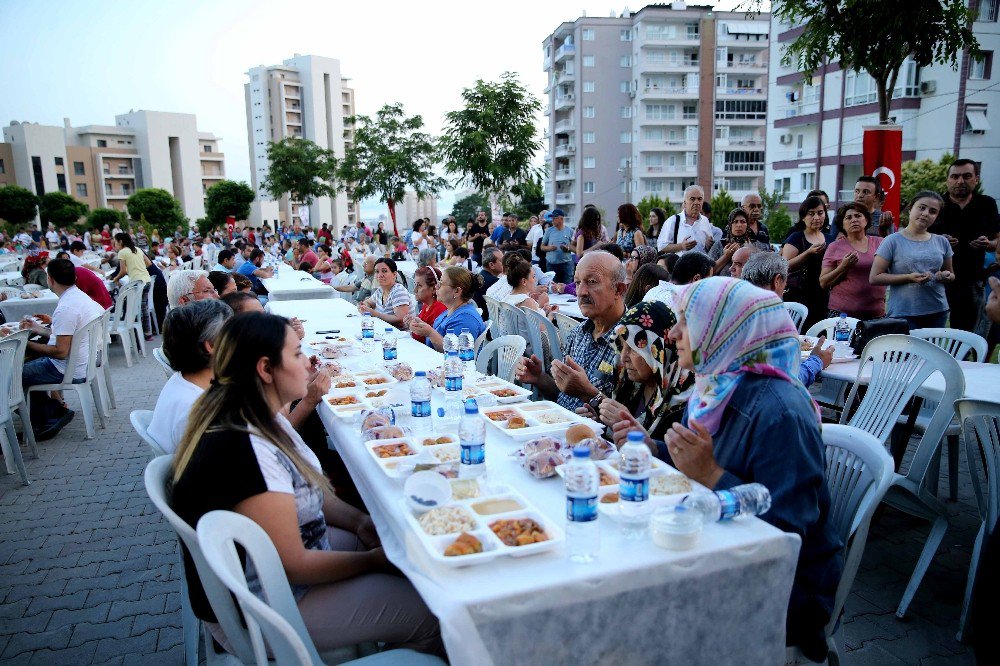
[945,282,984,332]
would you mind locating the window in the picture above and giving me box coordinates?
[620,81,631,93]
[583,55,595,67]
[844,70,878,106]
[119,165,129,174]
[105,183,112,195]
[31,157,45,195]
[800,172,815,191]
[583,182,595,194]
[645,104,676,120]
[97,139,107,147]
[0,158,4,174]
[203,145,213,152]
[687,23,699,39]
[971,52,993,80]
[54,157,64,167]
[620,55,632,67]
[583,81,595,92]
[584,157,596,168]
[980,0,999,21]
[645,154,663,166]
[583,106,595,118]
[722,151,765,172]
[620,132,632,143]
[643,128,665,140]
[117,140,126,145]
[621,106,633,118]
[73,161,85,176]
[582,28,595,40]
[645,180,663,192]
[714,100,767,120]
[56,173,66,193]
[76,183,88,197]
[646,24,676,40]
[774,177,791,193]
[122,183,131,195]
[965,105,991,133]
[583,131,596,143]
[683,105,697,119]
[620,28,632,41]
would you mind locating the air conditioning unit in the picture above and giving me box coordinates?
[920,80,936,94]
[779,133,793,145]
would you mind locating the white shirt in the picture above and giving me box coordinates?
[69,253,85,267]
[643,280,679,312]
[45,230,60,247]
[411,231,429,252]
[656,212,715,255]
[525,224,544,261]
[148,372,204,454]
[49,285,104,379]
[486,276,514,301]
[83,231,92,250]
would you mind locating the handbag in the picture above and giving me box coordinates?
[849,317,910,356]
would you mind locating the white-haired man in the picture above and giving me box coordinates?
[657,185,715,255]
[166,270,218,308]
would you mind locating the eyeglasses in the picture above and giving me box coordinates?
[628,254,640,261]
[188,286,218,298]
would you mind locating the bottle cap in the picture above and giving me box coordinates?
[572,444,591,459]
[464,399,479,414]
[385,327,393,332]
[437,407,445,417]
[627,430,644,443]
[415,370,426,377]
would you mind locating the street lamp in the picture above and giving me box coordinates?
[618,160,632,204]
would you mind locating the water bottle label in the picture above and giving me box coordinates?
[620,476,649,503]
[383,347,397,360]
[566,495,598,522]
[715,490,740,520]
[460,442,485,465]
[411,400,431,418]
[362,329,374,339]
[445,376,463,391]
[460,349,474,362]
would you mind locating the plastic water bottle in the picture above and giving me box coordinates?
[444,350,463,392]
[834,314,851,342]
[443,332,459,357]
[361,311,374,352]
[382,328,397,360]
[410,371,432,433]
[458,328,475,374]
[619,430,652,538]
[459,399,486,478]
[681,483,772,524]
[564,445,600,563]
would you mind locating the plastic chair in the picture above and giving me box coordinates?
[153,347,174,377]
[820,425,895,665]
[805,316,860,340]
[25,312,107,439]
[0,330,36,464]
[197,511,443,666]
[954,399,1000,642]
[497,300,527,342]
[131,409,167,457]
[0,336,30,484]
[21,284,43,294]
[108,281,146,366]
[475,335,527,383]
[805,317,860,419]
[841,335,965,619]
[784,301,808,332]
[521,306,563,370]
[472,321,491,359]
[92,310,116,419]
[551,311,580,346]
[483,296,502,330]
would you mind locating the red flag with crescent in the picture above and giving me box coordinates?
[863,125,902,231]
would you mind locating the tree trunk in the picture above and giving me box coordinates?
[387,198,398,237]
[488,191,500,229]
[876,76,890,124]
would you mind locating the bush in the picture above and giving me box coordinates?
[86,207,126,231]
[0,185,39,229]
[126,188,186,239]
[39,192,89,230]
[708,190,737,229]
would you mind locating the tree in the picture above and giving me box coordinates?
[0,185,39,229]
[337,103,445,237]
[898,153,957,224]
[86,207,125,231]
[262,137,338,208]
[708,190,737,229]
[450,193,491,226]
[440,72,544,219]
[205,180,255,228]
[509,176,547,222]
[763,0,978,123]
[636,194,678,224]
[759,187,794,243]
[127,188,186,239]
[39,192,88,230]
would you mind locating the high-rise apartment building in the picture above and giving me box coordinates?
[245,54,358,232]
[765,4,1000,206]
[542,2,769,225]
[400,191,439,229]
[1,110,225,224]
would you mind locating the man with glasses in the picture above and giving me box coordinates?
[166,270,219,308]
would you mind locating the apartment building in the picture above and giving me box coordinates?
[765,2,1000,207]
[244,53,358,231]
[542,1,770,225]
[1,110,225,224]
[400,190,439,230]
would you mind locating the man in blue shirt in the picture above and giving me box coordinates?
[236,248,274,295]
[539,209,575,284]
[211,249,236,273]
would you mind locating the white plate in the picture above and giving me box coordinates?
[481,403,603,442]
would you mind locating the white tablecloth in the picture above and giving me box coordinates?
[821,359,1000,402]
[0,290,59,322]
[261,270,334,301]
[548,293,584,319]
[0,271,24,286]
[269,298,801,666]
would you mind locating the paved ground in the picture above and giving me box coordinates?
[0,342,984,664]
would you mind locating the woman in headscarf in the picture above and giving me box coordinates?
[624,244,657,283]
[610,276,842,663]
[581,300,691,444]
[708,208,772,277]
[21,250,50,288]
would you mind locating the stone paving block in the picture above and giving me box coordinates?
[91,630,159,664]
[842,613,909,650]
[844,642,910,665]
[2,611,52,636]
[130,611,180,637]
[47,603,113,631]
[27,641,100,665]
[136,644,183,665]
[108,596,166,623]
[25,589,87,615]
[0,626,73,660]
[68,617,134,648]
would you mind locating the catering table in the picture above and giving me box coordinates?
[821,359,1000,402]
[1,271,25,286]
[269,298,802,665]
[261,269,334,302]
[547,293,584,319]
[0,290,59,321]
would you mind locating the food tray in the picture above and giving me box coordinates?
[480,402,602,442]
[354,369,399,386]
[399,489,564,568]
[428,371,532,404]
[592,461,706,519]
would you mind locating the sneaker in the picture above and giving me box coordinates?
[35,410,75,441]
[145,335,154,342]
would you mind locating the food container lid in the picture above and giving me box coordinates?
[651,506,703,535]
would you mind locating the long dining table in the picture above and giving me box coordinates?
[261,269,335,301]
[267,297,802,665]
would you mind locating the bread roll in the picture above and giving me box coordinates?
[565,423,597,444]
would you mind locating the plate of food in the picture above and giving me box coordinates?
[481,403,603,442]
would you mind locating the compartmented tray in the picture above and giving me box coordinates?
[480,401,602,441]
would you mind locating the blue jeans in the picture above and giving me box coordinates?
[900,311,949,331]
[22,357,80,429]
[550,261,573,285]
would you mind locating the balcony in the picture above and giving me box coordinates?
[641,86,699,99]
[556,69,576,84]
[717,87,766,96]
[553,143,576,158]
[718,60,766,71]
[554,42,576,63]
[640,57,699,73]
[643,165,696,175]
[553,120,575,134]
[283,86,301,99]
[554,94,576,111]
[719,163,765,174]
[555,193,574,205]
[555,168,576,181]
[639,139,698,151]
[715,137,764,148]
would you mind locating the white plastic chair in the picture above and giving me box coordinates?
[954,399,1000,642]
[806,317,860,419]
[131,409,167,457]
[21,284,43,294]
[521,306,563,370]
[25,312,107,439]
[0,336,30,485]
[551,311,579,346]
[784,301,808,332]
[94,309,116,416]
[108,281,146,366]
[820,425,895,665]
[0,330,36,464]
[805,316,860,340]
[497,300,526,342]
[475,335,527,383]
[841,335,965,619]
[197,510,443,666]
[472,320,491,359]
[483,296,502,333]
[153,347,174,377]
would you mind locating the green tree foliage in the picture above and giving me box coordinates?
[508,177,547,221]
[204,180,255,229]
[759,187,794,243]
[762,0,978,123]
[450,193,491,226]
[0,185,39,229]
[39,192,88,229]
[86,207,125,231]
[126,188,186,239]
[636,195,678,224]
[440,73,544,211]
[709,190,737,229]
[897,153,957,224]
[263,137,338,205]
[337,103,445,236]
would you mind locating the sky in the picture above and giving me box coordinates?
[0,0,750,219]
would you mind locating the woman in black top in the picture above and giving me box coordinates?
[782,196,830,330]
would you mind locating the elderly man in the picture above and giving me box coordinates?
[167,270,218,308]
[742,252,832,386]
[729,245,757,278]
[516,251,626,411]
[475,247,504,317]
[740,193,770,244]
[335,255,375,302]
[657,185,715,254]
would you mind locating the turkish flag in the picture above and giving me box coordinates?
[226,215,236,240]
[863,125,902,230]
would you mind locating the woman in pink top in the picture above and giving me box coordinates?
[819,203,886,320]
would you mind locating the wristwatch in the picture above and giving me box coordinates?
[587,392,605,412]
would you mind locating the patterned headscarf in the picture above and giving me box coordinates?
[675,276,819,435]
[631,245,657,270]
[22,250,49,276]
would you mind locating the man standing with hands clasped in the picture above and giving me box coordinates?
[657,185,715,255]
[928,158,999,332]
